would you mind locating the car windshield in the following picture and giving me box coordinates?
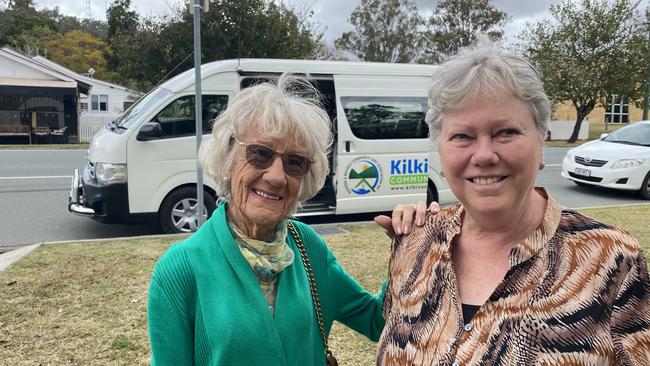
[115,88,171,130]
[602,123,650,146]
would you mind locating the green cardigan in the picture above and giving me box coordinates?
[148,204,385,365]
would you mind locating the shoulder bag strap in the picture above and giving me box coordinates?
[286,220,337,365]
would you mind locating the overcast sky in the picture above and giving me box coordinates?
[30,0,650,43]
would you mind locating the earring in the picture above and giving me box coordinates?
[539,161,545,170]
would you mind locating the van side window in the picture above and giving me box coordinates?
[341,96,428,139]
[152,94,228,138]
[241,77,337,122]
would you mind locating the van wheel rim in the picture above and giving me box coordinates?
[171,198,207,232]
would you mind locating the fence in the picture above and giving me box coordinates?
[78,115,117,143]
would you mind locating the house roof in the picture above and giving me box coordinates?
[0,77,76,88]
[0,47,91,95]
[32,56,141,96]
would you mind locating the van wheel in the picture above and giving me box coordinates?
[638,171,650,200]
[159,187,217,233]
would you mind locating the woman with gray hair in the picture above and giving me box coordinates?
[147,75,384,365]
[377,45,650,364]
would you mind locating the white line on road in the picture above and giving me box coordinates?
[546,164,562,167]
[0,175,72,180]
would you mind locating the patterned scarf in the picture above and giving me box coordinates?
[228,219,294,312]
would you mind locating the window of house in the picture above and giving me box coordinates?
[341,96,429,139]
[123,101,134,111]
[149,94,229,138]
[80,102,88,111]
[91,94,109,112]
[604,95,629,124]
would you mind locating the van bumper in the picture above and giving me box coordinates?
[68,165,143,224]
[68,169,95,217]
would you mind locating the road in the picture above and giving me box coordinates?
[0,149,158,248]
[1,147,648,247]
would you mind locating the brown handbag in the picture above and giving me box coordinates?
[287,221,339,366]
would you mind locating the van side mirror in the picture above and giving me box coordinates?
[600,133,609,139]
[137,122,163,141]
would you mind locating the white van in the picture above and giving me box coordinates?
[68,59,456,233]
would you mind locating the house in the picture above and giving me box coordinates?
[0,47,90,144]
[32,56,142,143]
[553,97,646,127]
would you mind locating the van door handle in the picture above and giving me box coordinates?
[345,141,350,152]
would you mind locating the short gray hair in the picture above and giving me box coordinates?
[198,74,332,205]
[425,44,551,143]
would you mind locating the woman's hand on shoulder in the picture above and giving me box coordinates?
[374,201,440,237]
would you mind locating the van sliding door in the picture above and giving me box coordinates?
[333,74,433,215]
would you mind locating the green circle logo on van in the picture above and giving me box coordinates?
[344,157,382,195]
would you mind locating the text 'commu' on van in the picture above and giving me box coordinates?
[68,59,457,234]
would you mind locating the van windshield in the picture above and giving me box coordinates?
[116,88,171,130]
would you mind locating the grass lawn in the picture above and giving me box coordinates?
[1,204,649,365]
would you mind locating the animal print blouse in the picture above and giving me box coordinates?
[377,191,650,365]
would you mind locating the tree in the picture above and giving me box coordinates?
[334,0,423,63]
[0,0,56,46]
[422,0,507,63]
[47,10,108,38]
[524,0,649,143]
[11,25,55,56]
[41,30,117,82]
[104,0,140,85]
[106,0,138,38]
[107,0,323,90]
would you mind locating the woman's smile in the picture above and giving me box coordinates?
[467,176,508,186]
[250,188,283,202]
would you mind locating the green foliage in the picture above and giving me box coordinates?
[106,0,138,37]
[10,25,55,56]
[421,0,507,63]
[335,0,423,63]
[0,0,56,46]
[523,0,649,142]
[106,0,322,91]
[51,13,108,38]
[42,30,117,82]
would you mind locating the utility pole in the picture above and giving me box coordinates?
[193,0,208,229]
[643,17,650,121]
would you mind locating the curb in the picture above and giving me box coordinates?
[0,221,374,273]
[0,233,191,273]
[0,243,41,272]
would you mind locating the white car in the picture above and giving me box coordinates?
[561,121,650,199]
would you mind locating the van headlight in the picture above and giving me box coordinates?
[95,163,127,185]
[611,159,646,169]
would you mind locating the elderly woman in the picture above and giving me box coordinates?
[376,45,650,365]
[147,75,384,365]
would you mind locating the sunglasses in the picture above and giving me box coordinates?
[238,141,314,177]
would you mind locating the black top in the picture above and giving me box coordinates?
[462,303,481,323]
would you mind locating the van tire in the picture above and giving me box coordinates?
[159,187,217,234]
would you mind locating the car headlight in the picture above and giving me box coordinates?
[610,159,646,169]
[95,162,127,185]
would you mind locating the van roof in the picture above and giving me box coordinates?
[161,58,437,92]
